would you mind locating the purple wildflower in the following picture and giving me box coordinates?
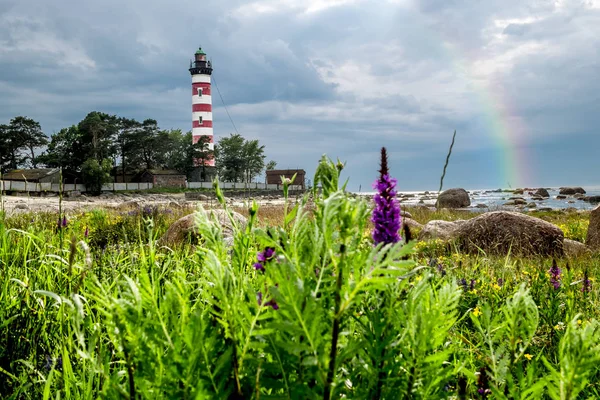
[497,278,504,287]
[469,279,477,291]
[371,147,402,245]
[258,247,275,262]
[549,260,562,290]
[257,291,279,310]
[582,270,592,293]
[254,247,276,272]
[62,216,68,227]
[459,278,468,291]
[84,226,89,238]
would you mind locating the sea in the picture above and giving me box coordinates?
[357,187,600,211]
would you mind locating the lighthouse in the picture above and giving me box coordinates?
[189,47,214,167]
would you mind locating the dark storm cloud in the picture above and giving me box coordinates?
[1,0,599,189]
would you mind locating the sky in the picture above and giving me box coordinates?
[1,0,599,191]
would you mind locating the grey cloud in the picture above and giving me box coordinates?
[1,0,599,190]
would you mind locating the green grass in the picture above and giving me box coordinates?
[1,161,600,399]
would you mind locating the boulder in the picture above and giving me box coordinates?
[556,195,567,200]
[418,220,466,241]
[159,209,247,247]
[513,189,524,195]
[527,202,537,208]
[402,218,423,231]
[585,196,600,204]
[505,199,526,206]
[534,188,550,198]
[401,210,413,219]
[436,188,470,209]
[14,203,30,210]
[185,192,209,201]
[452,211,564,256]
[559,187,586,195]
[574,193,587,200]
[564,239,591,258]
[586,205,600,251]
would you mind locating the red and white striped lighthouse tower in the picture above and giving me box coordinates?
[189,47,214,166]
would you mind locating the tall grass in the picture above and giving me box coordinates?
[1,156,599,399]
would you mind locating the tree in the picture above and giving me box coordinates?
[242,139,266,183]
[192,135,215,181]
[162,130,192,172]
[215,133,245,182]
[215,133,266,182]
[77,112,119,162]
[8,116,48,168]
[266,160,277,170]
[38,125,85,175]
[81,158,112,194]
[0,124,11,173]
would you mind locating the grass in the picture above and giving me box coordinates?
[1,162,599,399]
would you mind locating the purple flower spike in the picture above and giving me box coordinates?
[371,148,402,245]
[582,270,592,293]
[62,216,68,227]
[84,227,89,238]
[549,260,562,290]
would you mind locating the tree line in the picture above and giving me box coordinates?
[0,113,276,189]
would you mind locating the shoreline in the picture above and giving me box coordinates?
[0,189,595,216]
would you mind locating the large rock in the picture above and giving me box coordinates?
[159,209,247,247]
[452,211,564,256]
[585,196,600,204]
[564,239,591,258]
[418,220,466,241]
[402,218,423,231]
[559,187,586,195]
[586,205,600,251]
[436,188,470,208]
[534,188,550,198]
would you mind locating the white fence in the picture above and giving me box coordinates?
[187,182,303,191]
[0,180,302,193]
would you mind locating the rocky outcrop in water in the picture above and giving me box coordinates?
[559,187,586,195]
[436,188,470,208]
[584,196,600,204]
[534,188,550,198]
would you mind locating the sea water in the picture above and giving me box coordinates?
[357,187,600,211]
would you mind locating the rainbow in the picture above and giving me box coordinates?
[441,41,532,189]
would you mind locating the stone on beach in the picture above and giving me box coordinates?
[586,205,600,251]
[418,220,466,241]
[559,187,586,195]
[452,211,564,257]
[436,188,470,209]
[159,208,247,247]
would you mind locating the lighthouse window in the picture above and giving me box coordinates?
[197,88,203,97]
[198,116,203,124]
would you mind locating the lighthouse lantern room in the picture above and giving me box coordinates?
[189,47,214,168]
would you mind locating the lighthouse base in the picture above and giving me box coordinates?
[189,166,217,182]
